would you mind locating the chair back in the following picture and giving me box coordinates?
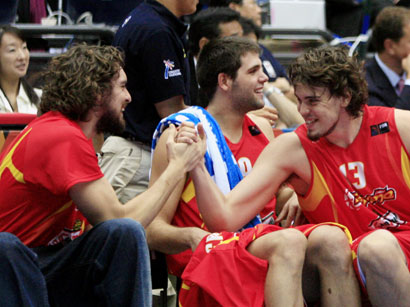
[0,113,37,154]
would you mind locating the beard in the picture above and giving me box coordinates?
[96,105,125,135]
[307,120,337,141]
[231,83,264,113]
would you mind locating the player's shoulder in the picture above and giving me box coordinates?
[246,113,273,140]
[264,130,304,159]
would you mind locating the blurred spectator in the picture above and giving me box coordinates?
[17,0,47,23]
[326,0,393,37]
[209,0,262,26]
[239,17,290,91]
[0,25,41,113]
[366,6,410,109]
[188,7,243,106]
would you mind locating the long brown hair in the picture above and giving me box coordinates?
[39,44,124,121]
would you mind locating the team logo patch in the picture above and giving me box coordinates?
[370,122,390,136]
[344,185,397,211]
[248,125,261,136]
[163,59,181,79]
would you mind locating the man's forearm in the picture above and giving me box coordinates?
[264,87,304,127]
[124,161,186,227]
[190,164,232,232]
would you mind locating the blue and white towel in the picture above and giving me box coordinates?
[152,106,261,230]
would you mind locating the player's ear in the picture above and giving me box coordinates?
[341,90,352,108]
[91,94,105,117]
[228,2,240,12]
[218,72,232,92]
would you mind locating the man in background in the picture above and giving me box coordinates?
[366,6,410,109]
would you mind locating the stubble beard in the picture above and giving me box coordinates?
[307,120,338,142]
[96,105,125,135]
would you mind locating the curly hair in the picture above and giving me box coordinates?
[288,45,368,118]
[39,44,124,121]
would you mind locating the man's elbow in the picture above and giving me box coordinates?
[205,218,235,233]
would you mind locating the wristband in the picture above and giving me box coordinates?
[264,86,283,97]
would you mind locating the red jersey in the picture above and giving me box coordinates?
[0,112,104,247]
[225,115,276,220]
[295,105,410,239]
[167,115,274,277]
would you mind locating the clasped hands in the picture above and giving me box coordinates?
[166,122,206,173]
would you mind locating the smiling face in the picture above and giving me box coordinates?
[0,32,29,81]
[295,84,349,141]
[96,68,131,134]
[230,51,268,113]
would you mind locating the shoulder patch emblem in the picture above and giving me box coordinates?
[163,59,181,79]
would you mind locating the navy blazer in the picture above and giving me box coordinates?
[365,57,410,110]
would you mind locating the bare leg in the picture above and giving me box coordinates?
[247,228,307,307]
[358,230,410,307]
[303,225,361,307]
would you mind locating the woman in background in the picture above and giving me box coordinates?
[0,25,41,113]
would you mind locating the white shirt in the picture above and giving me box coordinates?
[0,82,41,114]
[375,53,408,96]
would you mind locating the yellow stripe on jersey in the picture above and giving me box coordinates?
[303,222,353,243]
[0,128,31,183]
[352,249,357,261]
[401,147,410,190]
[217,236,239,246]
[24,200,75,243]
[50,200,73,217]
[181,282,191,290]
[298,161,339,222]
[181,180,195,203]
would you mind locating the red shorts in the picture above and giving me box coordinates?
[351,229,410,294]
[179,222,351,307]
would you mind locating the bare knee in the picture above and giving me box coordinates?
[248,228,307,265]
[275,228,307,255]
[358,230,405,275]
[307,226,352,268]
[266,229,307,265]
